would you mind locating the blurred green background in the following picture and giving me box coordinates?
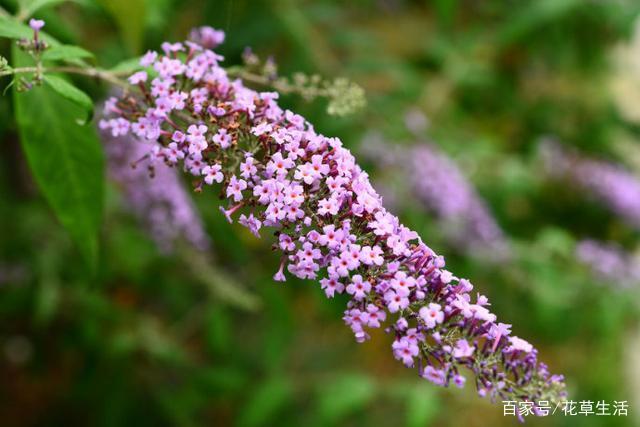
[1,0,640,426]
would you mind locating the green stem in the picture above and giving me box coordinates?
[0,65,130,88]
[227,67,327,98]
[227,68,293,94]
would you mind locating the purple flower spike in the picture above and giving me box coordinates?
[101,128,210,254]
[576,239,640,289]
[100,29,567,412]
[541,139,640,230]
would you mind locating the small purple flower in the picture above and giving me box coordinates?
[453,374,466,388]
[239,213,262,238]
[202,164,223,185]
[393,337,419,367]
[452,339,475,359]
[226,175,247,202]
[505,336,533,354]
[346,274,371,300]
[128,71,148,85]
[422,366,447,386]
[189,26,225,49]
[140,50,158,67]
[29,19,45,32]
[320,277,344,298]
[488,322,512,352]
[366,304,386,327]
[273,263,286,282]
[419,303,444,329]
[213,128,232,149]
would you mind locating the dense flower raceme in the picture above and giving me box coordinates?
[540,139,640,230]
[361,132,508,259]
[99,29,566,409]
[103,128,210,253]
[576,240,640,289]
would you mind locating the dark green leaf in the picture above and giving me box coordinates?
[42,44,94,62]
[43,74,93,123]
[12,46,103,269]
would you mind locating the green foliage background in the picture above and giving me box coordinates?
[1,0,640,426]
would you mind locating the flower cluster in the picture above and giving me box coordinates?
[361,132,508,258]
[540,139,640,230]
[103,128,210,253]
[576,239,640,289]
[99,27,566,409]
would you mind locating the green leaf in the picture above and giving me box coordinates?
[316,374,376,424]
[237,377,293,427]
[12,46,103,269]
[97,0,146,54]
[17,0,90,19]
[42,44,94,62]
[43,75,93,124]
[404,383,439,427]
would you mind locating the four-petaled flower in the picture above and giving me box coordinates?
[202,164,223,185]
[226,175,247,201]
[419,303,444,329]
